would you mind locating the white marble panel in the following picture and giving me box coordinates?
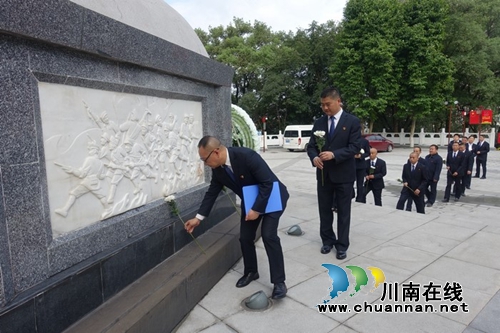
[38,83,204,237]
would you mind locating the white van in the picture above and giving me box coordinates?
[283,125,313,151]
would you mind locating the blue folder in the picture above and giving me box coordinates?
[242,181,282,215]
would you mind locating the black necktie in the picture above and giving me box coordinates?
[453,152,456,158]
[411,164,415,172]
[224,165,236,182]
[371,161,375,167]
[329,116,335,138]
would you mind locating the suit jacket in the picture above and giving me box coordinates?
[307,111,361,183]
[198,147,289,217]
[466,143,477,155]
[476,141,490,160]
[402,162,427,192]
[424,153,443,181]
[463,150,474,172]
[355,138,371,170]
[446,151,466,176]
[365,158,386,190]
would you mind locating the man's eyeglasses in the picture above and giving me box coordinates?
[201,148,218,163]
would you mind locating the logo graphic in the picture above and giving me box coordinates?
[321,264,385,302]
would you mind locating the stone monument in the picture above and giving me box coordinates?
[0,1,234,332]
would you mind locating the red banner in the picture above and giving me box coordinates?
[469,110,480,125]
[481,109,493,124]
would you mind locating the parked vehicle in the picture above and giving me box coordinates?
[283,125,313,151]
[362,134,394,152]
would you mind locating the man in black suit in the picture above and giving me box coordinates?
[307,86,361,260]
[396,152,427,214]
[464,135,477,189]
[424,144,443,207]
[474,135,490,179]
[184,136,289,299]
[364,148,386,206]
[354,135,371,203]
[442,142,466,202]
[405,146,426,211]
[458,142,473,196]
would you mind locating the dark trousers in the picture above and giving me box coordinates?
[355,168,366,203]
[425,180,438,204]
[475,158,487,177]
[240,204,286,284]
[317,180,353,252]
[365,184,382,206]
[397,187,425,214]
[463,173,472,190]
[444,174,462,199]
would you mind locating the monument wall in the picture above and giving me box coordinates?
[0,1,234,332]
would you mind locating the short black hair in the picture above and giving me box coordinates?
[430,144,439,150]
[198,136,221,149]
[320,86,341,100]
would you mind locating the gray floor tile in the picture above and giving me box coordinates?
[468,290,500,333]
[361,243,440,272]
[224,296,340,333]
[418,257,500,296]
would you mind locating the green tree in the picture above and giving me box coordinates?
[332,0,401,132]
[395,0,454,144]
[444,0,500,133]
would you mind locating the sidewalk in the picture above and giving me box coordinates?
[174,147,500,333]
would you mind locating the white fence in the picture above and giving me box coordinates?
[260,131,284,148]
[379,128,496,147]
[260,128,497,149]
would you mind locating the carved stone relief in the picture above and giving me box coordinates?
[38,83,204,237]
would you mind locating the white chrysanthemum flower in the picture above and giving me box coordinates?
[360,149,365,154]
[164,195,176,202]
[314,130,326,137]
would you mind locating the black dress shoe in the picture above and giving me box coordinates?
[473,175,479,178]
[442,199,449,203]
[426,203,433,207]
[321,245,332,254]
[336,251,347,260]
[236,272,259,288]
[481,176,486,179]
[466,186,471,189]
[454,198,460,202]
[271,282,287,299]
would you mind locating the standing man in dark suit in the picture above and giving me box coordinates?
[424,144,443,207]
[354,135,371,203]
[396,152,427,214]
[307,86,361,260]
[442,142,466,202]
[474,135,490,179]
[184,136,289,299]
[364,148,386,206]
[458,143,473,196]
[405,146,426,211]
[464,135,477,189]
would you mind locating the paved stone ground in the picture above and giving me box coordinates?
[174,146,500,333]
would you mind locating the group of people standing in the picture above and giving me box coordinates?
[395,133,490,214]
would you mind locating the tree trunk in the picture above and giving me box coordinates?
[409,117,416,148]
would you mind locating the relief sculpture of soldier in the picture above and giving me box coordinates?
[55,140,109,218]
[53,100,203,221]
